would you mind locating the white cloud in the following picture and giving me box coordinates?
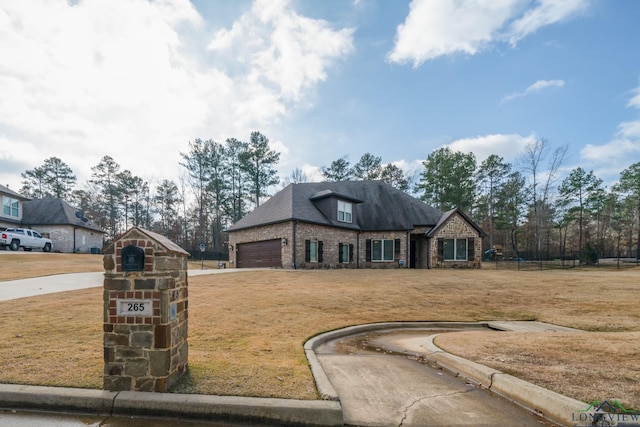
[507,0,589,45]
[617,120,640,140]
[580,86,640,181]
[581,138,640,163]
[387,0,588,66]
[627,87,640,109]
[0,0,217,186]
[0,0,354,190]
[581,119,640,166]
[301,164,323,182]
[501,79,565,102]
[445,133,537,162]
[269,137,289,158]
[208,0,354,102]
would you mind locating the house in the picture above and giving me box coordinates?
[21,198,104,253]
[0,184,28,229]
[1,183,104,253]
[227,181,484,269]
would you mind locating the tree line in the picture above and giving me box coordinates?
[20,131,280,253]
[19,134,640,261]
[415,139,640,262]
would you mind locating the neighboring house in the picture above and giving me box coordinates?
[227,181,484,269]
[2,184,104,253]
[0,184,28,229]
[21,198,104,253]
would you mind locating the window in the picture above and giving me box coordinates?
[337,200,352,223]
[371,239,394,262]
[309,241,318,262]
[305,240,323,263]
[339,243,352,263]
[443,238,468,261]
[2,197,19,218]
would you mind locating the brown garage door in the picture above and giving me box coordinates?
[236,239,282,268]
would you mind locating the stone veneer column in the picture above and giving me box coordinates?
[102,227,189,392]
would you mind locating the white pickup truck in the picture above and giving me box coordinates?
[0,228,52,252]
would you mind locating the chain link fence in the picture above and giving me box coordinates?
[484,249,640,270]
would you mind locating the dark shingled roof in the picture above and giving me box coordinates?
[228,181,444,232]
[22,198,105,233]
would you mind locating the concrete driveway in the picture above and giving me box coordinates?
[313,328,557,427]
[0,272,103,301]
[0,268,257,302]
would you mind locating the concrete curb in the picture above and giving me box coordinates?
[0,384,115,414]
[0,383,342,426]
[306,321,589,427]
[423,333,588,427]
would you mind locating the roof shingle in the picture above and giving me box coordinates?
[22,198,104,232]
[228,181,444,232]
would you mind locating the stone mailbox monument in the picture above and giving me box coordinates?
[103,227,189,392]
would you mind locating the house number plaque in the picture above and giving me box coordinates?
[117,299,153,317]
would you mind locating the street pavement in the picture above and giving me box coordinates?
[0,409,256,427]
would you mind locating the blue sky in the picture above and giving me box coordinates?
[1,0,639,194]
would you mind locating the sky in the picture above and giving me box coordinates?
[1,0,640,197]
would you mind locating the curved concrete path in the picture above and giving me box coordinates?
[306,322,585,427]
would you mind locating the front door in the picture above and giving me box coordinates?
[410,239,417,268]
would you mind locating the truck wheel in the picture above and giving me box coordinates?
[9,240,20,251]
[43,243,51,252]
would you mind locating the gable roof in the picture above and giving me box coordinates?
[426,208,486,238]
[122,227,189,255]
[228,181,444,232]
[102,226,189,256]
[22,198,105,233]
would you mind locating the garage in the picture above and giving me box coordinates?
[236,239,282,268]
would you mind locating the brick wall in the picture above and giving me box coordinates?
[36,225,103,253]
[356,230,408,269]
[229,221,410,269]
[228,222,292,268]
[429,213,482,269]
[229,216,483,270]
[295,222,359,269]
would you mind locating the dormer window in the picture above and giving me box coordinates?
[337,200,352,223]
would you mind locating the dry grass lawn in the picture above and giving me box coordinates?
[0,253,103,281]
[0,253,638,409]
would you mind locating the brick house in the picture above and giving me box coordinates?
[0,185,104,254]
[227,181,484,269]
[21,198,104,253]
